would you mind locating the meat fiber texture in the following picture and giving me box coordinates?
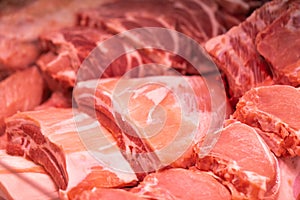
[195,121,280,199]
[256,1,300,87]
[73,75,226,178]
[0,0,110,72]
[0,67,45,136]
[233,85,300,157]
[5,108,138,200]
[131,168,231,200]
[0,150,58,200]
[205,0,295,104]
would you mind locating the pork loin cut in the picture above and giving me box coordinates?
[195,121,279,199]
[74,188,143,200]
[256,2,300,86]
[233,85,300,157]
[277,156,300,200]
[5,108,138,199]
[0,67,45,135]
[205,0,293,103]
[0,150,58,200]
[131,168,231,200]
[74,76,224,177]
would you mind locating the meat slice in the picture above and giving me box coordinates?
[277,156,300,200]
[131,168,231,200]
[195,121,280,199]
[0,67,45,135]
[0,150,58,200]
[233,85,300,157]
[256,2,300,86]
[74,75,224,177]
[5,108,138,199]
[74,188,143,200]
[205,0,293,103]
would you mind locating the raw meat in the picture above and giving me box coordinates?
[5,108,138,199]
[256,1,300,86]
[37,0,251,88]
[131,168,231,200]
[0,35,40,72]
[204,0,293,103]
[277,156,300,200]
[233,85,300,157]
[0,133,7,150]
[0,150,58,200]
[37,27,112,89]
[74,188,143,200]
[74,75,228,177]
[195,121,280,199]
[0,67,45,135]
[77,0,226,44]
[0,0,109,71]
[34,91,72,110]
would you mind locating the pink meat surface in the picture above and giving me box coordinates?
[0,67,45,135]
[0,0,109,71]
[256,1,300,86]
[5,108,138,199]
[74,75,227,178]
[205,0,295,103]
[233,85,300,157]
[277,156,300,200]
[0,150,58,200]
[131,168,231,200]
[74,188,143,200]
[34,91,72,110]
[195,121,280,199]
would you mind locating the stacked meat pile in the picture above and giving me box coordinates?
[0,0,299,199]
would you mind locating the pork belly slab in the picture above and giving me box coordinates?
[0,150,58,200]
[0,67,45,135]
[74,75,227,176]
[131,168,231,200]
[195,121,279,199]
[5,108,138,199]
[233,85,300,157]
